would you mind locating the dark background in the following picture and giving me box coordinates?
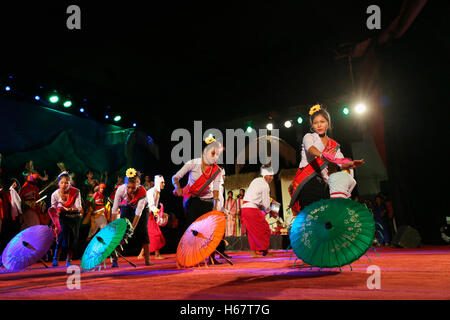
[0,1,448,248]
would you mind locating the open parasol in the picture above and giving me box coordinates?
[290,198,375,269]
[80,218,134,270]
[176,210,231,268]
[1,225,54,271]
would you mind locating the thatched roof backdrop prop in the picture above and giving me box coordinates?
[223,172,260,190]
[278,168,298,180]
[235,135,297,174]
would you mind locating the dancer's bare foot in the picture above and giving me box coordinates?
[137,249,144,260]
[250,251,264,258]
[154,255,167,260]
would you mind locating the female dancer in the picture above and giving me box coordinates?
[111,168,151,266]
[51,172,82,267]
[139,174,166,259]
[289,104,364,213]
[172,137,225,264]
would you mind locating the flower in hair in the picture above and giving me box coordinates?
[309,104,321,115]
[205,136,216,145]
[126,168,137,178]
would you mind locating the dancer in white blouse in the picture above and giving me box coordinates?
[51,172,82,267]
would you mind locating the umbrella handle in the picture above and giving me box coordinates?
[40,259,49,268]
[215,250,233,265]
[115,250,137,268]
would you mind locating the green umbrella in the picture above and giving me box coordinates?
[290,198,375,268]
[81,218,133,270]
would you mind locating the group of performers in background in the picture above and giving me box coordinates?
[0,104,369,268]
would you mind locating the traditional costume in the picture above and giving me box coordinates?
[86,184,109,240]
[289,125,352,213]
[224,195,237,237]
[172,152,222,225]
[112,183,150,248]
[146,175,166,254]
[236,193,246,236]
[172,138,226,261]
[19,173,48,229]
[51,181,82,266]
[0,181,22,252]
[329,170,356,199]
[240,167,273,255]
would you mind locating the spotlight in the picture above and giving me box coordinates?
[79,108,85,113]
[63,100,72,108]
[246,126,253,133]
[49,95,59,103]
[133,123,137,127]
[355,103,367,114]
[114,115,121,122]
[105,115,109,119]
[34,95,40,100]
[284,120,293,128]
[5,86,10,91]
[342,106,350,116]
[297,116,303,124]
[266,123,273,131]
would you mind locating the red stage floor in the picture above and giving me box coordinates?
[1,246,449,300]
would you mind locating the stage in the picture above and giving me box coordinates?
[0,246,449,300]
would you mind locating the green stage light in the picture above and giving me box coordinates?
[342,106,350,116]
[49,95,59,103]
[297,116,303,124]
[114,115,121,122]
[246,126,253,133]
[63,100,72,108]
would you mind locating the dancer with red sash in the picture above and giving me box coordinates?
[20,173,49,229]
[172,136,225,264]
[241,166,278,257]
[111,168,151,267]
[288,105,364,214]
[138,174,167,259]
[51,172,82,267]
[86,183,109,241]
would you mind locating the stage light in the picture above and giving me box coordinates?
[49,95,59,103]
[79,108,85,113]
[266,123,273,131]
[246,126,253,133]
[114,115,121,122]
[284,120,293,128]
[355,103,367,114]
[105,115,109,119]
[297,116,303,124]
[63,100,72,108]
[342,106,350,116]
[34,95,40,100]
[5,86,10,91]
[133,123,137,127]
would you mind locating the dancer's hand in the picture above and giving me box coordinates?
[350,159,365,168]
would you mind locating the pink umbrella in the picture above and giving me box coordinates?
[1,225,54,271]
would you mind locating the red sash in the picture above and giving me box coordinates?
[92,191,105,210]
[176,163,221,206]
[288,138,339,213]
[125,185,147,207]
[57,187,80,213]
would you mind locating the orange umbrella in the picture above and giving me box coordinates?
[176,210,231,268]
